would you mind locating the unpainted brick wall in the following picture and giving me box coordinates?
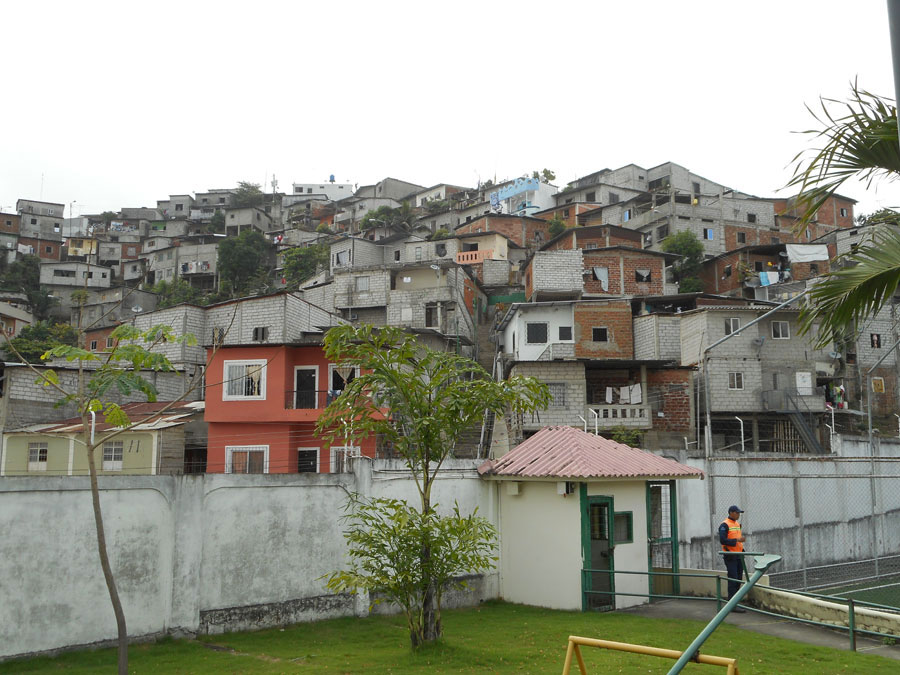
[647,369,693,432]
[574,302,633,359]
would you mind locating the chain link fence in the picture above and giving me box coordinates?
[694,457,900,607]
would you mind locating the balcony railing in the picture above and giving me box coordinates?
[587,405,653,429]
[284,389,343,410]
[456,249,493,265]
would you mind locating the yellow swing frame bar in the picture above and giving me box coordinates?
[561,635,739,674]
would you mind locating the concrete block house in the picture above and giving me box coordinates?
[498,239,694,449]
[201,294,373,474]
[679,304,836,453]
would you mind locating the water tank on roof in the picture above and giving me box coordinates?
[329,175,335,183]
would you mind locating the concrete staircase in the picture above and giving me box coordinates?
[453,310,500,459]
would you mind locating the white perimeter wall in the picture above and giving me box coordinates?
[0,460,496,660]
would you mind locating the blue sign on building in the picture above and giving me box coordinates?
[497,177,540,201]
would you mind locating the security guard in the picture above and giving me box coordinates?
[718,505,746,611]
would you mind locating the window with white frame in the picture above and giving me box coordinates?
[328,364,358,397]
[725,317,740,335]
[558,326,573,341]
[252,326,269,342]
[703,228,714,240]
[28,442,48,471]
[548,383,566,407]
[772,321,790,339]
[525,322,548,344]
[106,336,115,349]
[728,372,744,390]
[102,441,123,471]
[227,445,267,473]
[223,360,266,400]
[297,447,319,473]
[330,445,361,473]
[356,276,369,292]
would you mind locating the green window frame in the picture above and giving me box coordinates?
[613,511,633,544]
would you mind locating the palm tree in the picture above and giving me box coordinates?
[785,83,900,344]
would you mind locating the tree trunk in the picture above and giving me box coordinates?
[87,443,129,674]
[418,478,442,645]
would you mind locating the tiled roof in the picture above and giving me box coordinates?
[478,426,704,480]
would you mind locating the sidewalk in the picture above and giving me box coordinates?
[619,598,900,661]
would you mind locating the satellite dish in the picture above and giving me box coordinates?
[131,305,143,313]
[829,351,841,360]
[751,337,765,347]
[430,264,440,270]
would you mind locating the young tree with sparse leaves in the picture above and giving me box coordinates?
[5,322,199,675]
[317,324,549,648]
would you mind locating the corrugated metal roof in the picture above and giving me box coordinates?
[478,426,704,480]
[9,401,204,434]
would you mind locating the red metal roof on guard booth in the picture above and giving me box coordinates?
[478,426,704,480]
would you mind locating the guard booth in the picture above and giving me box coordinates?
[478,426,703,611]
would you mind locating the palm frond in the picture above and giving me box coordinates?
[799,227,900,346]
[784,82,900,228]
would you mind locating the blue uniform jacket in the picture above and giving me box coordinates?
[718,521,740,549]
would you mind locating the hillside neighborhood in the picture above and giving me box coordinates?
[0,163,888,471]
[3,161,900,664]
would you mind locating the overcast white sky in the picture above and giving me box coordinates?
[3,1,899,218]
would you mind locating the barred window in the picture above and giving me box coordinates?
[548,383,566,407]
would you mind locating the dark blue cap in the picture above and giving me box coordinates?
[728,505,743,513]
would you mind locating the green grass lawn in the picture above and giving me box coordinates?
[0,600,894,674]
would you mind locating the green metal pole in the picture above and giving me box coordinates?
[668,553,781,675]
[715,575,722,612]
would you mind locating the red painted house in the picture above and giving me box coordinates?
[205,341,377,474]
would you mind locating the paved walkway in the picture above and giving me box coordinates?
[619,598,900,661]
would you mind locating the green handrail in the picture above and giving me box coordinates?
[668,552,782,675]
